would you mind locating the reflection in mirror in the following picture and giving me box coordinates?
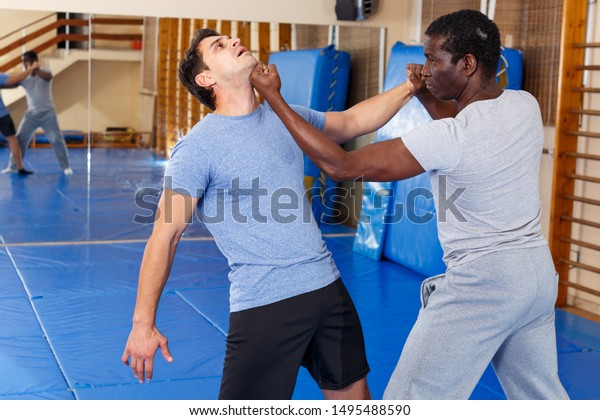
[87,14,162,243]
[0,9,151,243]
[0,9,92,244]
[88,14,149,148]
[0,10,90,156]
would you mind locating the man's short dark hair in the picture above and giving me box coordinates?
[22,50,39,63]
[178,28,220,111]
[425,9,501,79]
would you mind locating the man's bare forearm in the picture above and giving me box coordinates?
[267,93,354,181]
[326,82,414,141]
[132,233,179,326]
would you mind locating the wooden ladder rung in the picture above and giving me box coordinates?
[558,278,600,297]
[572,87,600,93]
[561,216,600,230]
[568,108,600,116]
[566,130,600,139]
[559,258,600,277]
[564,173,600,184]
[560,237,600,252]
[562,194,600,207]
[573,42,600,48]
[562,151,600,161]
[576,65,600,71]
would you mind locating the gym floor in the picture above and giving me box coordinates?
[1,147,599,400]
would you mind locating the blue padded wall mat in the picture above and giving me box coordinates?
[352,43,445,280]
[354,42,524,279]
[268,45,350,113]
[269,46,351,224]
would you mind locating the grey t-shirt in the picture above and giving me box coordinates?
[165,104,340,312]
[20,67,56,113]
[402,90,547,268]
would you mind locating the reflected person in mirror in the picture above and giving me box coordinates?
[2,51,72,175]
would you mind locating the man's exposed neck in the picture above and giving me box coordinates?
[213,84,260,116]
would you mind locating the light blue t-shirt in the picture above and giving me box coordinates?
[19,67,56,113]
[165,104,340,312]
[402,90,547,269]
[0,73,10,118]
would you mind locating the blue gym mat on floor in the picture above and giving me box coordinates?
[1,148,599,400]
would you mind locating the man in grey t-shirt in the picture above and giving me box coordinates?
[3,51,72,175]
[252,10,568,400]
[122,28,416,399]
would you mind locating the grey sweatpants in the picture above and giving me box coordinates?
[6,109,71,171]
[383,245,569,400]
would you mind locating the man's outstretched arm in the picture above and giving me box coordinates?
[323,80,414,144]
[2,62,39,87]
[250,63,424,182]
[122,189,199,383]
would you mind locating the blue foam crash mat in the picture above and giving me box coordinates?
[0,390,76,400]
[2,146,599,401]
[0,336,70,397]
[555,309,600,350]
[174,288,230,335]
[352,43,444,278]
[354,42,524,279]
[269,45,351,224]
[0,250,28,299]
[47,294,227,392]
[269,45,350,112]
[8,243,145,298]
[558,351,600,399]
[0,298,44,338]
[75,377,222,400]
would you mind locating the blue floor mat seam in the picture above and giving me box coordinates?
[1,236,77,400]
[174,290,228,337]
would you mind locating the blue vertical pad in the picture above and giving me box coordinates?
[269,46,351,224]
[354,42,523,278]
[353,42,445,278]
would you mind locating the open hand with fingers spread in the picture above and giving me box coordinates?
[405,63,427,95]
[121,323,173,383]
[250,62,282,102]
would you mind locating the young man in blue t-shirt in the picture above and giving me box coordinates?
[121,28,414,399]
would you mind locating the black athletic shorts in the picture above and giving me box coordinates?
[0,114,16,137]
[218,278,370,400]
